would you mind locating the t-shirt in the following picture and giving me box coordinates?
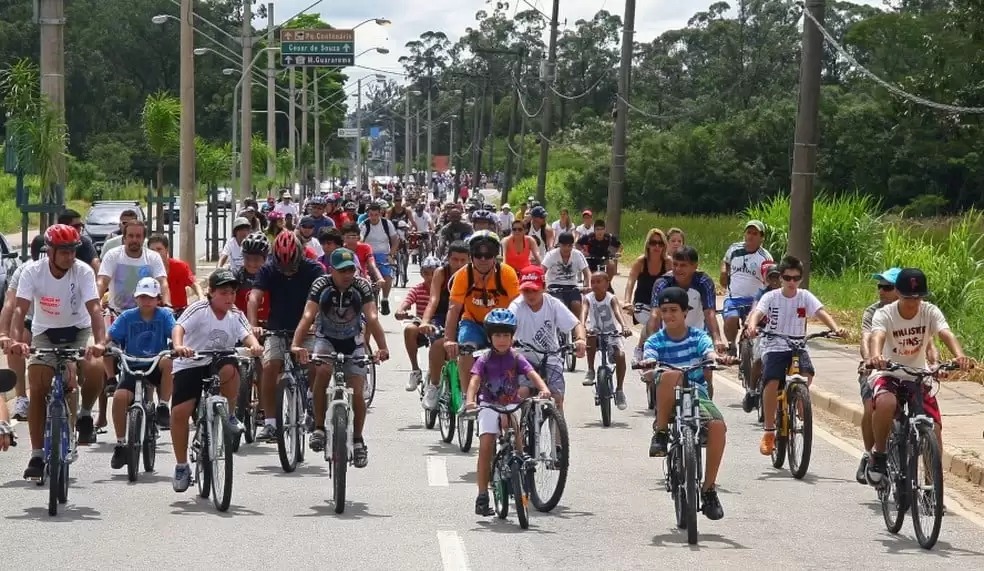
[254,258,325,330]
[651,272,716,330]
[402,281,431,317]
[411,210,432,233]
[439,221,474,245]
[7,262,35,321]
[328,211,350,228]
[16,260,98,334]
[172,300,251,373]
[349,242,374,278]
[108,307,175,357]
[449,263,521,323]
[870,301,949,380]
[221,237,244,272]
[574,223,593,237]
[551,220,575,235]
[497,212,515,233]
[234,267,270,322]
[723,242,773,298]
[307,215,334,235]
[307,274,375,341]
[861,301,885,333]
[542,248,589,287]
[273,201,299,219]
[361,219,394,254]
[165,257,197,310]
[509,295,579,368]
[755,288,824,354]
[471,349,534,405]
[643,326,714,395]
[584,291,619,333]
[577,233,621,259]
[98,246,167,312]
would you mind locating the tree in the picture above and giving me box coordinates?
[142,90,180,232]
[275,147,293,188]
[195,137,231,193]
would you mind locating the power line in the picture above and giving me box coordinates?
[550,74,607,100]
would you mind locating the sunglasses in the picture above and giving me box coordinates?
[472,252,496,260]
[877,284,895,291]
[781,274,802,282]
[648,240,665,247]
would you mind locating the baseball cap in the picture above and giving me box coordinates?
[581,210,592,217]
[871,267,902,285]
[518,265,545,292]
[208,268,239,289]
[895,268,929,298]
[330,247,357,270]
[744,219,766,233]
[299,216,316,228]
[233,217,251,231]
[134,277,161,298]
[656,286,691,310]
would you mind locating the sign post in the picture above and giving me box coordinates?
[280,29,355,67]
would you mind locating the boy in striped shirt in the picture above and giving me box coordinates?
[395,257,440,390]
[641,286,734,521]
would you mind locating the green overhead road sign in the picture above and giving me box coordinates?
[279,28,356,67]
[282,41,353,55]
[280,54,355,67]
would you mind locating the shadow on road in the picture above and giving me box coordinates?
[296,501,393,520]
[755,470,855,486]
[874,535,984,558]
[6,505,103,522]
[396,423,428,432]
[471,518,557,535]
[90,473,174,486]
[650,529,749,550]
[538,505,595,519]
[580,420,632,429]
[424,442,472,457]
[169,499,264,518]
[247,463,327,477]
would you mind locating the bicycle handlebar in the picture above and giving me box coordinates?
[309,352,375,366]
[631,358,721,372]
[756,329,840,344]
[106,348,173,376]
[29,347,86,359]
[513,339,576,355]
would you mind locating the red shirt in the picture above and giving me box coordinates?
[352,242,374,277]
[166,257,197,310]
[328,211,350,228]
[235,287,270,322]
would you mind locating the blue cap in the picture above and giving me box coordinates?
[872,267,902,285]
[330,248,357,270]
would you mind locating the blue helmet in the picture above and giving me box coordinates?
[484,308,517,335]
[470,209,495,223]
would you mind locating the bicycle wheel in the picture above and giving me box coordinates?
[210,405,235,512]
[670,447,685,529]
[48,417,62,516]
[512,466,530,529]
[771,395,788,469]
[294,386,307,464]
[438,375,456,443]
[492,454,509,520]
[236,370,256,445]
[787,383,814,479]
[143,407,158,473]
[126,408,142,482]
[530,404,570,512]
[910,426,944,549]
[195,418,212,499]
[457,415,474,452]
[738,338,752,389]
[331,407,349,514]
[880,424,907,533]
[682,426,699,545]
[276,375,299,473]
[363,354,377,408]
[646,381,656,411]
[597,366,613,427]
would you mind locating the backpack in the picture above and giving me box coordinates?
[361,217,392,240]
[464,261,507,296]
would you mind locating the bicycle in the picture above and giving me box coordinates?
[404,319,444,430]
[588,329,631,427]
[546,284,581,372]
[263,329,311,473]
[26,347,86,516]
[233,351,260,451]
[758,330,838,479]
[394,240,410,288]
[513,340,572,512]
[309,351,375,514]
[720,304,755,412]
[437,342,478,452]
[189,348,250,512]
[872,361,955,550]
[108,348,172,482]
[471,400,537,530]
[633,358,722,545]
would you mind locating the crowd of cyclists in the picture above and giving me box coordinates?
[0,179,974,534]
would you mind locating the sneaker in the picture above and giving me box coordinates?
[353,441,369,468]
[475,493,494,516]
[380,299,390,316]
[759,431,776,455]
[701,487,725,520]
[257,423,277,442]
[156,403,171,430]
[649,430,669,457]
[741,391,756,414]
[866,452,888,486]
[76,415,97,445]
[172,464,191,492]
[615,390,627,411]
[227,416,245,434]
[303,411,315,433]
[309,429,326,452]
[422,384,439,410]
[406,370,423,392]
[111,444,128,469]
[13,396,29,421]
[856,452,870,485]
[583,370,595,386]
[23,456,44,480]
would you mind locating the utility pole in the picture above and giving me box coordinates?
[606,0,635,238]
[301,67,308,181]
[455,88,467,192]
[355,77,363,188]
[471,77,487,189]
[503,56,523,204]
[789,0,826,286]
[239,0,253,202]
[38,0,67,222]
[313,70,320,182]
[266,2,275,180]
[289,70,296,182]
[404,90,412,180]
[426,74,433,185]
[178,0,196,270]
[534,0,560,204]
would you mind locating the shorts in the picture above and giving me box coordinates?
[722,296,755,320]
[633,306,650,327]
[477,405,523,436]
[313,338,368,377]
[28,327,92,368]
[457,320,489,350]
[651,372,723,422]
[263,334,314,364]
[762,350,815,383]
[172,358,239,407]
[519,357,566,396]
[117,367,162,393]
[870,376,942,426]
[858,373,873,402]
[373,252,392,278]
[547,286,581,308]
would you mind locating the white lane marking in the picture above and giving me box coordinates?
[427,456,449,487]
[436,530,470,571]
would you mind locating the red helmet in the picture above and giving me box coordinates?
[44,224,81,250]
[272,230,302,272]
[760,260,779,281]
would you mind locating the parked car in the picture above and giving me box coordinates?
[215,187,233,209]
[161,198,199,225]
[0,233,19,302]
[82,200,146,253]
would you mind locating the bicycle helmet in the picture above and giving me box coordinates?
[272,230,303,273]
[470,209,495,224]
[44,223,81,250]
[468,230,501,254]
[266,211,284,222]
[241,231,270,256]
[760,260,779,281]
[420,255,442,271]
[308,195,326,206]
[396,220,410,231]
[484,308,517,335]
[344,201,357,211]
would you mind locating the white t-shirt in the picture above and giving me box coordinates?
[361,219,393,254]
[411,210,432,233]
[221,237,244,272]
[509,295,579,367]
[755,288,823,354]
[16,260,97,334]
[723,242,773,298]
[870,301,948,381]
[273,201,299,219]
[98,247,167,312]
[7,262,35,321]
[498,211,515,233]
[552,219,575,236]
[574,223,593,237]
[542,248,589,287]
[584,291,619,333]
[172,300,251,373]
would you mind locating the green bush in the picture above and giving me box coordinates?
[509,169,577,212]
[903,194,949,218]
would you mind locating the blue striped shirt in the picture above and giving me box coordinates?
[642,326,714,395]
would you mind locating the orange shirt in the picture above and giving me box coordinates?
[449,263,520,323]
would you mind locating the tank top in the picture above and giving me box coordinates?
[505,236,532,270]
[633,257,667,305]
[528,224,547,259]
[435,263,454,319]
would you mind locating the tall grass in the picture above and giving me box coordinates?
[609,210,742,273]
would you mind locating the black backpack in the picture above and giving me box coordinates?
[464,261,507,296]
[361,217,393,240]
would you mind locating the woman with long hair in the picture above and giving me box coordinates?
[623,228,673,325]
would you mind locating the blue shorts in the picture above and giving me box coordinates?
[723,296,755,320]
[373,252,392,278]
[457,320,489,350]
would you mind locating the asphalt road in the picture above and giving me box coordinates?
[2,301,984,570]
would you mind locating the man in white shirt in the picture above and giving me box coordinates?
[218,217,253,272]
[720,220,773,352]
[273,190,300,224]
[97,221,171,312]
[360,202,400,315]
[497,204,514,237]
[542,232,591,317]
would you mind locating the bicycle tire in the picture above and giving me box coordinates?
[492,453,509,520]
[597,367,613,427]
[738,338,752,389]
[787,384,813,479]
[438,375,456,443]
[646,381,656,411]
[363,355,377,408]
[911,426,944,549]
[880,424,907,533]
[58,458,69,504]
[143,407,157,473]
[275,376,299,473]
[331,408,348,514]
[294,387,307,463]
[457,416,474,452]
[424,405,438,429]
[195,418,212,499]
[513,467,530,529]
[771,396,788,469]
[126,408,142,482]
[682,426,699,545]
[670,448,685,529]
[236,370,256,445]
[530,404,570,512]
[210,407,235,512]
[48,416,62,516]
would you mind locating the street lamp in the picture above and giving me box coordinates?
[354,17,392,29]
[404,88,422,180]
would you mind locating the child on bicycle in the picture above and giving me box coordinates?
[106,277,175,471]
[744,255,846,456]
[581,271,631,410]
[464,309,550,517]
[235,232,270,337]
[395,256,441,391]
[743,260,780,412]
[643,286,734,521]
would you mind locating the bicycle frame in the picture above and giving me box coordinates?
[113,350,169,448]
[592,331,620,402]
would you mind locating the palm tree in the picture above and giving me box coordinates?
[142,91,180,232]
[195,137,231,199]
[360,138,370,184]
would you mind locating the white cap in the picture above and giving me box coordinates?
[134,277,161,298]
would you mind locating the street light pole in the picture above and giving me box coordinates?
[289,70,296,178]
[606,0,635,238]
[404,91,411,180]
[38,0,67,219]
[534,0,560,204]
[314,69,320,183]
[266,2,276,180]
[426,76,433,185]
[239,0,253,202]
[178,0,197,271]
[356,77,363,188]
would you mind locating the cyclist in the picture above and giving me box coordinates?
[9,224,107,477]
[29,208,100,271]
[744,255,846,456]
[148,234,203,315]
[291,248,390,468]
[552,208,576,238]
[170,269,263,492]
[326,196,351,228]
[304,195,335,235]
[218,217,255,272]
[574,210,594,237]
[542,232,590,317]
[296,215,325,258]
[396,256,441,391]
[437,205,474,255]
[509,265,587,412]
[642,286,734,521]
[360,202,399,315]
[463,308,550,516]
[581,271,632,409]
[386,194,411,226]
[526,206,553,260]
[444,231,520,405]
[622,228,671,326]
[106,277,175,470]
[100,208,139,256]
[863,268,972,486]
[720,220,773,353]
[502,219,542,270]
[248,232,324,442]
[667,228,685,257]
[235,232,270,329]
[342,223,383,284]
[470,209,498,234]
[265,211,287,241]
[743,260,781,412]
[576,219,622,278]
[409,201,434,261]
[97,221,171,312]
[318,228,353,272]
[418,241,471,409]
